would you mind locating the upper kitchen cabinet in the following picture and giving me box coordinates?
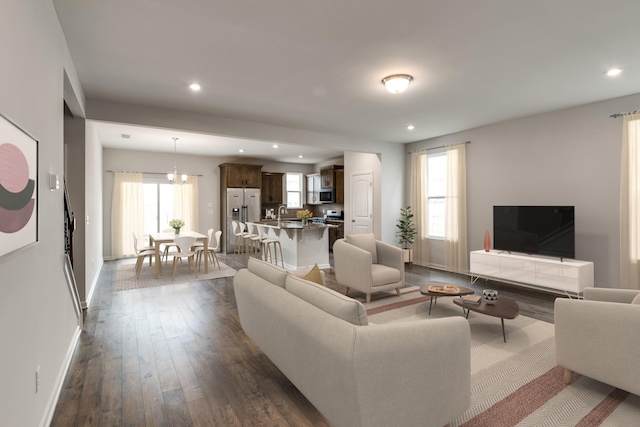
[320,165,344,189]
[307,173,321,205]
[220,163,263,188]
[335,169,344,204]
[261,172,284,204]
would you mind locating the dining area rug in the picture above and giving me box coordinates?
[361,287,640,426]
[115,259,236,291]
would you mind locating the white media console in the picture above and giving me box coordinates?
[469,250,594,296]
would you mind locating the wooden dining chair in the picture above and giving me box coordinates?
[196,230,222,270]
[161,228,179,264]
[170,236,198,278]
[132,232,155,278]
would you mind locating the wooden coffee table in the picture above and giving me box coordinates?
[419,282,475,315]
[453,296,520,343]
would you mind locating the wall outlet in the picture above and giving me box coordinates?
[35,366,40,393]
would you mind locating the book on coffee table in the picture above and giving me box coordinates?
[461,295,482,304]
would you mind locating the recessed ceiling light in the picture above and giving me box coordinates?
[189,83,201,91]
[272,144,279,149]
[120,133,131,139]
[606,68,623,77]
[238,149,245,153]
[407,125,415,130]
[298,155,304,158]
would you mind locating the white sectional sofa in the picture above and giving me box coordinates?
[234,257,471,427]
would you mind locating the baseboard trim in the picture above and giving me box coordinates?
[39,324,82,427]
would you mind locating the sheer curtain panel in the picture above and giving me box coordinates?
[173,175,199,233]
[410,152,430,265]
[444,144,468,272]
[111,172,144,259]
[620,113,640,289]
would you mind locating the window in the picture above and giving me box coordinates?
[427,152,446,238]
[142,178,175,241]
[286,173,303,209]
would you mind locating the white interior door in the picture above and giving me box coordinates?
[350,170,373,234]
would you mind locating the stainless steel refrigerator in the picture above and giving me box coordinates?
[225,188,261,253]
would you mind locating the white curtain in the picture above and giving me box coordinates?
[173,175,199,232]
[410,152,430,265]
[619,113,640,289]
[111,172,144,259]
[444,144,468,272]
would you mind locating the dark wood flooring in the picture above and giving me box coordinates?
[51,252,558,426]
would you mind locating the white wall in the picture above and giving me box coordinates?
[84,121,103,305]
[407,93,640,287]
[0,1,83,425]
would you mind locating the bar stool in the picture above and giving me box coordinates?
[231,221,247,257]
[260,227,284,268]
[249,223,267,258]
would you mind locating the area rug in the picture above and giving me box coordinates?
[362,287,640,426]
[115,259,236,291]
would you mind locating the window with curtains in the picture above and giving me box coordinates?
[427,152,446,238]
[142,180,175,240]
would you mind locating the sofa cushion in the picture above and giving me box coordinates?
[346,233,377,264]
[632,294,640,305]
[285,275,368,326]
[370,264,402,287]
[247,257,288,288]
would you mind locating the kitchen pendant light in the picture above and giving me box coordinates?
[167,137,188,184]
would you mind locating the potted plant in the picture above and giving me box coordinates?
[396,206,416,264]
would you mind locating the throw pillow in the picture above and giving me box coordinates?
[302,264,323,286]
[346,233,377,264]
[632,294,640,305]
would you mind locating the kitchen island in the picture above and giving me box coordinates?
[248,221,337,270]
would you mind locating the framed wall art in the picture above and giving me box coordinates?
[0,114,38,257]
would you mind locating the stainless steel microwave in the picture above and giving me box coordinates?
[319,189,335,203]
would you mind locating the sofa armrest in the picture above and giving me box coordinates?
[584,287,640,303]
[555,298,640,395]
[352,317,470,427]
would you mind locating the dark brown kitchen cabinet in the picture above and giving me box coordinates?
[261,172,284,204]
[219,163,262,188]
[320,165,344,189]
[335,169,344,204]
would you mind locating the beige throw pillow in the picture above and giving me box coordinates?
[346,233,377,264]
[302,264,323,286]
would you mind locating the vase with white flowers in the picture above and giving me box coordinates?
[169,218,185,234]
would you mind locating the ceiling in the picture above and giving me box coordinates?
[54,0,640,162]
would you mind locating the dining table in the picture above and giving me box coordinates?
[149,231,209,279]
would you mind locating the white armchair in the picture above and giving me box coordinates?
[555,287,640,395]
[333,233,404,303]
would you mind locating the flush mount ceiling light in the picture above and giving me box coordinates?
[272,144,279,149]
[605,68,623,77]
[381,74,413,93]
[407,125,415,130]
[189,83,201,91]
[167,137,188,184]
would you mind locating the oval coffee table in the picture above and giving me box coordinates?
[453,296,520,343]
[419,282,475,315]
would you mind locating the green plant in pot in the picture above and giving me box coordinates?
[396,206,416,264]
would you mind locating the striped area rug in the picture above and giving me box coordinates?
[362,287,640,426]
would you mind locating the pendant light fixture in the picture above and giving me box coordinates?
[381,74,413,93]
[167,137,188,184]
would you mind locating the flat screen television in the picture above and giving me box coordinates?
[493,206,575,259]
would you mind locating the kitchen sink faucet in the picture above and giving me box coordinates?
[277,204,288,226]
